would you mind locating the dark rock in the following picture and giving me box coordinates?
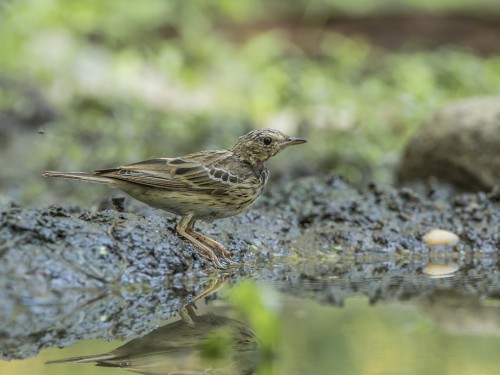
[398,97,500,191]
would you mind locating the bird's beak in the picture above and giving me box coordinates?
[282,137,307,148]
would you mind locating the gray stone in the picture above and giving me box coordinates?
[398,97,500,191]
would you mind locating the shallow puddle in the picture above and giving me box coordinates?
[2,262,500,375]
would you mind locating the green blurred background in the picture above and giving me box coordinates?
[1,0,499,205]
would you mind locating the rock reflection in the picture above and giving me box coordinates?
[47,304,258,375]
[420,289,500,336]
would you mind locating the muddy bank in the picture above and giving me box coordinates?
[1,175,499,359]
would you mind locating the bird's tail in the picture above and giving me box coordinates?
[42,171,115,184]
[46,353,115,364]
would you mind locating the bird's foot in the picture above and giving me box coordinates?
[188,230,233,259]
[176,217,232,269]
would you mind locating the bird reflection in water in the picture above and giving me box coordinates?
[47,278,259,374]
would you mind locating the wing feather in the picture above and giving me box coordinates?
[92,155,233,195]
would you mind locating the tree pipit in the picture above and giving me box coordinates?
[43,129,306,268]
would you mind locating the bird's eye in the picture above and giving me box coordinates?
[262,137,273,145]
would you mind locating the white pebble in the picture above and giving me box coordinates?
[423,229,459,247]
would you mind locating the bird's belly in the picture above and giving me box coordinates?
[193,191,261,221]
[120,184,261,220]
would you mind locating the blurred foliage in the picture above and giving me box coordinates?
[227,281,281,374]
[1,0,500,204]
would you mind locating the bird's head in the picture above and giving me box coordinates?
[231,129,306,165]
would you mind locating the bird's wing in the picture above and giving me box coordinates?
[93,152,235,195]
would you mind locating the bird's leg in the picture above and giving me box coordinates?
[176,215,225,269]
[192,274,229,303]
[179,304,197,327]
[187,228,233,259]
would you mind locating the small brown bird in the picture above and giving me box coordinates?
[43,129,306,268]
